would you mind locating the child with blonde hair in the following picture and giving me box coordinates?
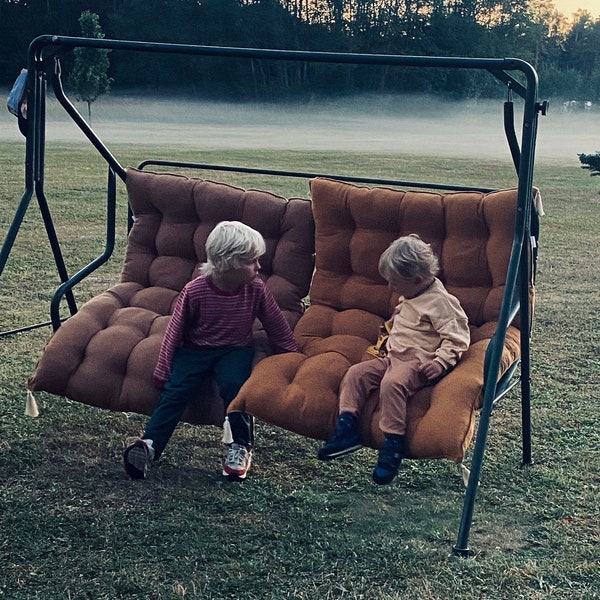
[318,234,470,484]
[124,221,298,480]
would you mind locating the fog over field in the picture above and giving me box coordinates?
[1,92,598,161]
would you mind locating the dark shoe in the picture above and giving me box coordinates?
[123,438,155,480]
[372,434,406,485]
[317,412,362,461]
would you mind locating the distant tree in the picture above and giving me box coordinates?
[2,0,600,100]
[578,152,600,192]
[68,10,111,121]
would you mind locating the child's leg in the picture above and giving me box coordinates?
[317,359,387,461]
[143,347,216,459]
[339,358,388,416]
[214,346,255,446]
[378,357,425,436]
[373,357,425,485]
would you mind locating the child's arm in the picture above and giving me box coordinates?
[257,286,299,354]
[428,312,470,375]
[419,319,469,382]
[153,287,192,387]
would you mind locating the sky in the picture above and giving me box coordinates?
[552,0,600,19]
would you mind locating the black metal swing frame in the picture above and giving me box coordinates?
[0,35,547,556]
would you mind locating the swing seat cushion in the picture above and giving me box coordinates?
[28,168,315,426]
[229,178,526,462]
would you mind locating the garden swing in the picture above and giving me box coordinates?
[0,35,547,555]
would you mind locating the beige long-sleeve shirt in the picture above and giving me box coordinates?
[386,278,470,370]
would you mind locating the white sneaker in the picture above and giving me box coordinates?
[124,438,155,479]
[223,443,253,480]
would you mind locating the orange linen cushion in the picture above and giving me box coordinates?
[229,178,524,462]
[28,168,315,426]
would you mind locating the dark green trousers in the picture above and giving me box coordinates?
[144,346,255,459]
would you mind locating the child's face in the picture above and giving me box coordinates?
[387,274,424,299]
[225,256,261,287]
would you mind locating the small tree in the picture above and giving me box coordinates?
[68,10,112,122]
[578,152,600,192]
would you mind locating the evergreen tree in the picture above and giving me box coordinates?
[68,10,111,122]
[2,0,600,100]
[578,152,600,192]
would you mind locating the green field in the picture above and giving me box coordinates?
[1,138,598,599]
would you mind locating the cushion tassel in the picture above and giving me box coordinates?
[459,463,480,488]
[222,416,233,444]
[25,390,39,418]
[460,463,470,487]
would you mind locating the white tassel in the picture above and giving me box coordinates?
[533,189,545,217]
[25,390,39,418]
[460,463,480,488]
[460,463,470,487]
[222,416,233,444]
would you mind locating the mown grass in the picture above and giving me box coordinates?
[1,138,599,599]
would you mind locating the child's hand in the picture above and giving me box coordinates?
[153,376,166,391]
[419,360,445,381]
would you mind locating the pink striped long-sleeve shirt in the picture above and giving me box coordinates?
[153,275,298,387]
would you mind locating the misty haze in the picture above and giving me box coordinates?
[1,92,598,162]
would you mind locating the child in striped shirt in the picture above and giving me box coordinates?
[124,221,298,480]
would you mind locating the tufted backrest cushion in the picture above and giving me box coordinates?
[309,178,519,328]
[27,168,316,424]
[122,167,315,327]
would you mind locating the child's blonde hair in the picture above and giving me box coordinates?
[378,233,439,282]
[200,221,266,276]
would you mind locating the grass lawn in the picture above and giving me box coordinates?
[0,137,598,599]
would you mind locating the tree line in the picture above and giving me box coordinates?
[1,0,599,102]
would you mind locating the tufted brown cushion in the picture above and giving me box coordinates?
[229,178,527,462]
[28,168,315,426]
